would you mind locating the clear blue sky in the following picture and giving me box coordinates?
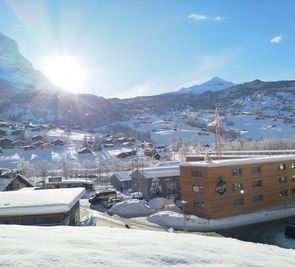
[0,0,294,98]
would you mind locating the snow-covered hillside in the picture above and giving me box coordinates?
[0,225,295,267]
[0,32,52,92]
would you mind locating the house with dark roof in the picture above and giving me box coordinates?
[0,173,34,191]
[0,138,14,148]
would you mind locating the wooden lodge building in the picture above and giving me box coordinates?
[0,188,85,226]
[180,155,295,219]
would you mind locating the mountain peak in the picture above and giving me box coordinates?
[175,77,234,95]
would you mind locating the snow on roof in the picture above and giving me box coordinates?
[182,154,295,168]
[0,187,85,216]
[46,179,94,185]
[112,171,131,182]
[139,165,180,179]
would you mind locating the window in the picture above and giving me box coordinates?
[193,200,204,209]
[252,180,263,188]
[253,194,263,203]
[291,188,295,195]
[252,166,261,174]
[233,197,244,207]
[291,176,295,182]
[289,163,295,169]
[232,168,242,176]
[279,176,287,184]
[232,183,244,191]
[192,170,202,178]
[192,185,204,193]
[278,163,286,170]
[279,190,288,197]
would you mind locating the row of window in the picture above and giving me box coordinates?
[191,162,295,178]
[193,178,295,195]
[193,189,295,210]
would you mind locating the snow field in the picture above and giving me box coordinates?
[0,225,295,267]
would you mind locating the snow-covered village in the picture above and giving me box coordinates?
[1,1,295,267]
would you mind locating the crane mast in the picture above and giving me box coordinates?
[214,108,222,159]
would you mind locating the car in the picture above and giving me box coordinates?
[284,224,295,238]
[89,190,117,205]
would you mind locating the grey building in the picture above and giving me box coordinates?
[110,171,132,191]
[131,165,181,201]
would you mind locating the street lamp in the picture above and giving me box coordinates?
[181,200,188,231]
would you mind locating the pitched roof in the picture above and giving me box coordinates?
[112,171,131,182]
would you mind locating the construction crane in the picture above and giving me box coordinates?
[214,108,222,159]
[208,108,222,159]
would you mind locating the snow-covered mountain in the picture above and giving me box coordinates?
[0,32,53,94]
[176,77,234,95]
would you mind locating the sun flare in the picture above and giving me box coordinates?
[42,56,86,93]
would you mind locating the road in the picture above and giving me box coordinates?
[217,216,295,249]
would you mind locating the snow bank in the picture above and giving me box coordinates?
[108,199,155,218]
[0,225,295,267]
[148,206,295,231]
[148,198,181,213]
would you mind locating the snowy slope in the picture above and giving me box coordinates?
[0,225,295,267]
[0,32,53,92]
[176,77,234,94]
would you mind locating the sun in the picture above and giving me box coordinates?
[42,56,86,93]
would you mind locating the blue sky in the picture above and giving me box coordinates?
[0,0,294,98]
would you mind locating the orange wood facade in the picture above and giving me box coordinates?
[180,159,295,218]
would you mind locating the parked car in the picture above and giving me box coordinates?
[89,190,117,205]
[284,223,295,238]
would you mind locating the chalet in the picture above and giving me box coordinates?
[32,134,44,142]
[0,129,7,136]
[0,173,34,191]
[78,147,93,154]
[23,145,34,151]
[32,141,44,148]
[110,171,132,191]
[30,126,42,132]
[12,140,26,147]
[41,143,55,149]
[0,138,14,148]
[152,152,168,161]
[0,122,9,127]
[144,148,157,157]
[11,129,25,136]
[116,150,137,159]
[131,165,181,201]
[0,188,85,225]
[51,139,65,146]
[122,142,133,147]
